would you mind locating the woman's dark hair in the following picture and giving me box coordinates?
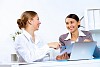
[17,11,37,29]
[65,14,80,28]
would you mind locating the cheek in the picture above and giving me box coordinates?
[66,25,69,29]
[33,21,38,25]
[74,23,78,27]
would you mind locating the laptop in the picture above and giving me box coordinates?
[59,41,97,60]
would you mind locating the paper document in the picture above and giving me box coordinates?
[59,44,73,55]
[59,49,70,55]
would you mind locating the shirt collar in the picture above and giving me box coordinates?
[64,30,86,40]
[22,29,40,44]
[22,29,32,41]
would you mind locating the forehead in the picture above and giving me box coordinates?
[65,18,76,22]
[33,14,39,18]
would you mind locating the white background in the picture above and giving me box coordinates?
[0,0,100,62]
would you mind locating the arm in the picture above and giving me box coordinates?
[56,35,69,60]
[15,35,60,62]
[59,37,66,52]
[84,31,100,58]
[93,46,100,58]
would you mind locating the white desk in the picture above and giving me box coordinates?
[0,62,27,67]
[0,59,100,67]
[19,59,100,67]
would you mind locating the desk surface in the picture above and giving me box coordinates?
[19,59,100,67]
[0,59,100,67]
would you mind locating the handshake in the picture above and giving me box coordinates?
[48,42,61,49]
[48,42,69,60]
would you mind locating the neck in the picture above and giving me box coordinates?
[25,27,35,42]
[71,29,79,41]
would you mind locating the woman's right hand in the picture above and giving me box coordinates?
[48,42,61,49]
[56,52,69,60]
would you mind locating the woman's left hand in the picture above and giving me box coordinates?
[84,39,92,42]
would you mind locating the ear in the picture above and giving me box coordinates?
[28,20,32,25]
[78,21,80,26]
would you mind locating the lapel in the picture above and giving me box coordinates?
[64,39,71,46]
[78,36,84,42]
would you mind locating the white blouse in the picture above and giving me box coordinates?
[14,29,50,62]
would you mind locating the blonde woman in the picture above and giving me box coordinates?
[15,11,61,62]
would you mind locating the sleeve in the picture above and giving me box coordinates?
[59,36,66,52]
[87,31,100,58]
[93,45,100,58]
[14,35,50,62]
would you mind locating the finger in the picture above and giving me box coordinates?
[61,54,65,59]
[58,42,61,47]
[56,55,62,60]
[64,53,67,57]
[54,44,60,50]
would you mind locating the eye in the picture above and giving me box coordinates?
[71,21,74,24]
[66,22,68,25]
[37,17,39,20]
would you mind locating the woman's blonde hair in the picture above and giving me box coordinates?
[17,11,37,29]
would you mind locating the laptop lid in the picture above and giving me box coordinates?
[69,41,97,60]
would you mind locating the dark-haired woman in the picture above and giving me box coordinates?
[56,14,100,60]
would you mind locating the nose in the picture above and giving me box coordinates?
[69,23,71,27]
[39,21,41,24]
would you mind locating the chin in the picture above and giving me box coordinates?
[34,29,39,31]
[36,28,39,30]
[69,30,74,33]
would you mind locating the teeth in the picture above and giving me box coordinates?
[70,28,73,29]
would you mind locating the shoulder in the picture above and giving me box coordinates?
[59,33,68,39]
[15,33,26,42]
[81,30,92,35]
